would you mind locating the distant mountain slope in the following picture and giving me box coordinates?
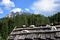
[6,11,23,18]
[6,10,31,18]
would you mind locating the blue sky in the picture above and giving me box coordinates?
[0,0,60,18]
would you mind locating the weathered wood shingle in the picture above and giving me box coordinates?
[8,26,60,40]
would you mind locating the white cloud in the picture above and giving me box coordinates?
[10,8,23,13]
[1,0,15,9]
[0,8,3,14]
[30,0,60,15]
[25,8,30,12]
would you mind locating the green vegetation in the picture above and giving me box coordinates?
[0,12,60,40]
[48,12,60,25]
